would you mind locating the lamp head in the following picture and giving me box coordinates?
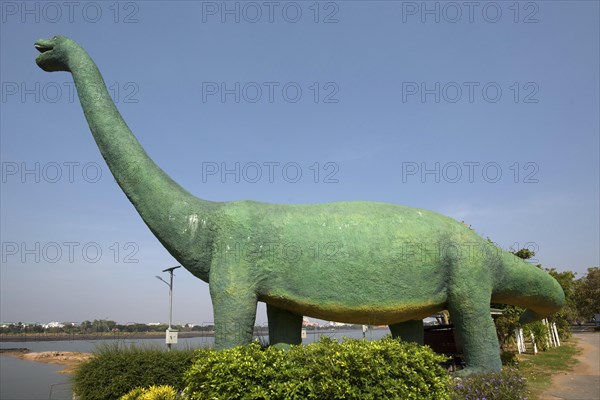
[162,266,182,273]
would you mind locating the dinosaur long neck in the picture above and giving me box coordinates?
[492,251,564,320]
[68,48,216,281]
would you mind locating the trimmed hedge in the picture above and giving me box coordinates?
[72,344,195,400]
[184,337,452,399]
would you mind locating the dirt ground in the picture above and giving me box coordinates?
[5,350,93,374]
[540,332,600,400]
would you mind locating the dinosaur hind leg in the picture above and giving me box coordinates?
[267,304,302,349]
[389,320,424,344]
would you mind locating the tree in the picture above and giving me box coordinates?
[106,320,117,331]
[574,267,600,321]
[91,319,117,332]
[544,268,578,338]
[493,304,522,350]
[80,320,92,333]
[511,248,536,260]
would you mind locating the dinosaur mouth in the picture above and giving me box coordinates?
[34,42,53,53]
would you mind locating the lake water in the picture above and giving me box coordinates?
[0,356,71,400]
[0,328,389,399]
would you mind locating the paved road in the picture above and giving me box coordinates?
[540,332,600,400]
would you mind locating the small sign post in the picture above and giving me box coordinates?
[166,328,178,345]
[156,265,181,351]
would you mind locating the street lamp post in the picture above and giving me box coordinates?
[156,266,181,350]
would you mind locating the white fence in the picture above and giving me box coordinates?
[514,319,560,354]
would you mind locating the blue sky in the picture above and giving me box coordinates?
[1,1,598,325]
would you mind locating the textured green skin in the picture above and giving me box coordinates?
[35,35,565,374]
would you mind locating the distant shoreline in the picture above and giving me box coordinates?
[0,327,369,343]
[0,331,215,343]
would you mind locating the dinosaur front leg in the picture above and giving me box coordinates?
[389,320,424,344]
[266,304,302,349]
[210,282,258,350]
[447,291,502,375]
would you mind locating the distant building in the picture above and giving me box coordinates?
[328,321,349,327]
[302,317,320,327]
[0,322,42,329]
[43,322,65,329]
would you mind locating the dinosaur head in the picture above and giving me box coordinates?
[518,275,565,324]
[34,35,79,72]
[494,251,565,325]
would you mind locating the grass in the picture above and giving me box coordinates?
[516,339,580,399]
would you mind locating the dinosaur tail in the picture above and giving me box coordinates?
[492,251,565,324]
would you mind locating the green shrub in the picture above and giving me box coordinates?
[72,344,195,400]
[523,321,550,351]
[120,385,179,400]
[450,367,527,400]
[184,337,452,399]
[120,387,145,400]
[500,351,518,366]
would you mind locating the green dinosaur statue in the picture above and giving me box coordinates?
[35,35,564,374]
